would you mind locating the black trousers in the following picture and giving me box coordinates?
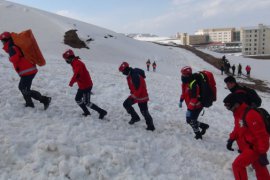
[123,97,154,128]
[75,87,92,107]
[18,74,45,104]
[186,108,204,133]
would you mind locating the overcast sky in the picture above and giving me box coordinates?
[8,0,270,36]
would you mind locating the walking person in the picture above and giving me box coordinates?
[152,61,157,72]
[179,66,209,139]
[223,93,270,180]
[118,62,155,131]
[231,64,236,76]
[0,31,51,109]
[246,65,251,77]
[62,49,107,118]
[146,59,151,71]
[237,63,242,77]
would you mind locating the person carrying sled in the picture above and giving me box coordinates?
[0,31,51,109]
[146,59,151,71]
[224,76,261,108]
[152,61,157,72]
[118,62,155,131]
[179,66,209,139]
[223,93,270,180]
[62,49,107,118]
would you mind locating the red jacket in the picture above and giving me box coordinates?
[246,65,251,72]
[69,57,93,90]
[3,41,37,76]
[229,103,269,154]
[127,68,149,103]
[180,79,202,110]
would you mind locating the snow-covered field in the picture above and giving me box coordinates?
[0,0,270,179]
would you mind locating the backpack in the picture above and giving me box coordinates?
[11,29,46,66]
[243,107,270,135]
[195,70,217,108]
[134,68,146,79]
[240,86,262,107]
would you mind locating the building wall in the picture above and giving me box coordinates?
[241,24,270,55]
[195,28,235,43]
[187,35,208,45]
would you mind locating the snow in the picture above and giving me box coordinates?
[0,0,270,179]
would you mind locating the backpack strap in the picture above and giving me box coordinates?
[242,107,253,127]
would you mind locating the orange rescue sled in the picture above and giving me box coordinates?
[11,29,46,66]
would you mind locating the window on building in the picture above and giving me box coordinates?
[263,34,265,37]
[255,30,257,32]
[254,43,257,46]
[255,39,257,41]
[245,48,248,51]
[262,52,264,54]
[255,35,257,37]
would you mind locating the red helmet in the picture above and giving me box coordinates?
[119,62,129,72]
[0,31,11,40]
[181,66,192,76]
[62,49,75,59]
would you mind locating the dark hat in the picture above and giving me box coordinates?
[224,76,236,83]
[223,93,245,109]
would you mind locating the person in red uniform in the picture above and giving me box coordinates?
[62,49,107,118]
[179,66,209,139]
[119,62,155,131]
[0,31,51,109]
[246,65,251,77]
[223,93,270,180]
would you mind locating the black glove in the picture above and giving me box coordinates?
[259,154,269,166]
[226,139,234,151]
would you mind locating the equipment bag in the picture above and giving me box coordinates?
[11,29,46,66]
[243,107,270,135]
[196,70,217,108]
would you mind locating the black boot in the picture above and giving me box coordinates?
[142,110,155,131]
[98,109,107,119]
[199,123,209,135]
[194,131,202,140]
[129,117,140,125]
[23,95,34,108]
[79,104,91,117]
[42,97,51,110]
[128,109,140,124]
[82,111,91,117]
[90,104,107,119]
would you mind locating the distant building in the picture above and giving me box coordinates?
[195,28,236,43]
[241,24,270,55]
[178,33,208,45]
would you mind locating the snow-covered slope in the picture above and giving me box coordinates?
[0,0,269,179]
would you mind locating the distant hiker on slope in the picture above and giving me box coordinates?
[223,93,270,180]
[0,31,51,109]
[146,59,151,71]
[179,66,210,140]
[246,65,251,77]
[62,49,107,118]
[152,61,157,72]
[119,62,155,131]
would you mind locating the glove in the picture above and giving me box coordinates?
[186,110,192,118]
[69,81,74,87]
[179,100,183,108]
[226,139,234,151]
[259,154,270,166]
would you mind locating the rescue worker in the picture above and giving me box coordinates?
[0,31,51,109]
[119,62,155,131]
[62,49,107,118]
[179,66,209,139]
[223,93,270,180]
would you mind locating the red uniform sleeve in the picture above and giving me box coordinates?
[70,62,81,86]
[246,110,269,154]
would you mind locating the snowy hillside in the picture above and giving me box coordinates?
[0,0,270,179]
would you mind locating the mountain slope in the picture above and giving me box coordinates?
[0,0,270,179]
